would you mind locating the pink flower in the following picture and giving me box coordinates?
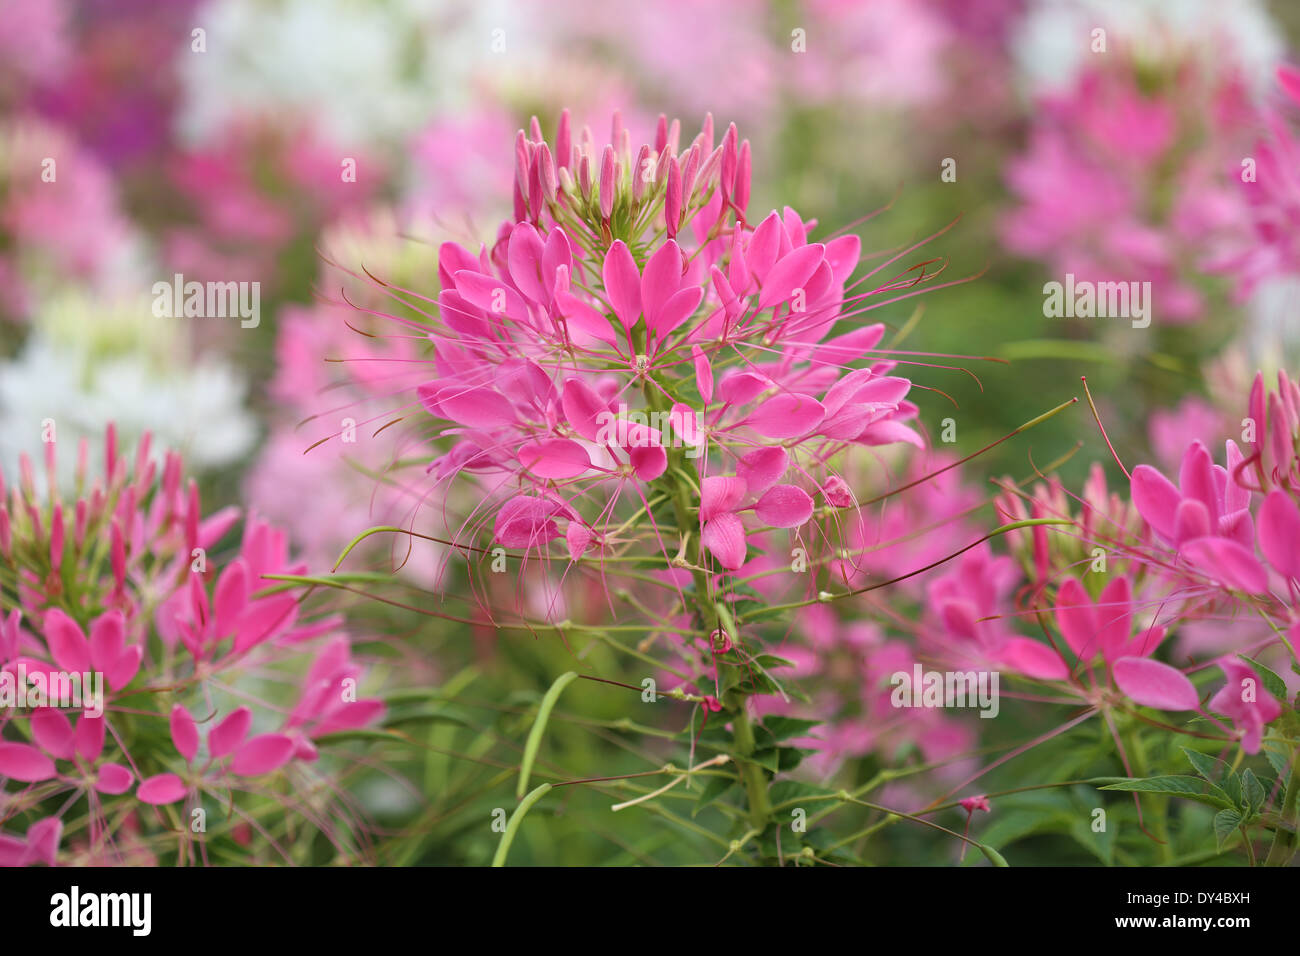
[1209,657,1283,754]
[1130,440,1267,593]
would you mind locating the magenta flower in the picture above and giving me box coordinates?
[1130,440,1267,594]
[0,427,386,865]
[1208,657,1283,754]
[374,110,932,593]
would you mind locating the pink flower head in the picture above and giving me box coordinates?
[362,110,937,610]
[1208,657,1283,754]
[1130,440,1267,594]
[0,426,385,865]
[958,794,990,814]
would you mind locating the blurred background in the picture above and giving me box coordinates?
[3,0,1299,864]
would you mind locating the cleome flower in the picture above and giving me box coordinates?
[370,110,939,603]
[0,427,385,865]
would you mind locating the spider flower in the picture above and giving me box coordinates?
[0,427,385,865]
[391,110,930,594]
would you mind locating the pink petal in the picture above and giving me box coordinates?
[1172,498,1211,544]
[106,645,142,691]
[1280,63,1300,106]
[1130,464,1180,542]
[209,707,252,758]
[700,476,747,521]
[213,558,249,639]
[0,742,57,782]
[313,700,386,737]
[999,638,1069,680]
[507,221,548,304]
[435,384,518,429]
[1096,576,1133,663]
[94,762,134,795]
[518,439,592,479]
[628,443,668,481]
[74,714,105,762]
[234,594,299,653]
[1258,490,1300,580]
[824,234,861,283]
[736,446,789,496]
[692,345,713,402]
[716,370,770,405]
[602,240,641,328]
[23,817,61,865]
[1113,657,1199,711]
[745,211,782,282]
[758,243,824,309]
[453,270,529,323]
[1180,536,1269,594]
[555,289,619,348]
[170,704,200,763]
[561,377,612,442]
[231,734,296,776]
[754,484,814,528]
[88,611,126,673]
[1178,442,1220,527]
[31,709,75,761]
[641,239,682,328]
[566,523,593,560]
[744,394,825,439]
[137,773,187,805]
[494,495,563,548]
[701,513,747,570]
[811,324,886,368]
[650,286,703,341]
[42,608,91,674]
[1054,577,1099,660]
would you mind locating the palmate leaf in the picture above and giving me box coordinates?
[1098,775,1235,810]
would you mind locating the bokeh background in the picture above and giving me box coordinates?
[3,0,1300,864]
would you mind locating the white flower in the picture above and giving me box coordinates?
[0,293,257,491]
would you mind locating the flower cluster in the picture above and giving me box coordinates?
[0,428,385,865]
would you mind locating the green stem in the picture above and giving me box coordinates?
[1264,745,1299,867]
[728,703,773,831]
[1123,721,1173,863]
[641,348,773,841]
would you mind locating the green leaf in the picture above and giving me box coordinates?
[776,746,811,772]
[383,706,473,729]
[753,653,798,670]
[1239,656,1288,702]
[1182,748,1233,786]
[1262,743,1292,787]
[768,780,836,805]
[760,716,821,742]
[491,783,552,867]
[750,749,781,773]
[1241,769,1266,816]
[691,775,738,817]
[1098,776,1234,810]
[1213,809,1242,850]
[516,671,578,799]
